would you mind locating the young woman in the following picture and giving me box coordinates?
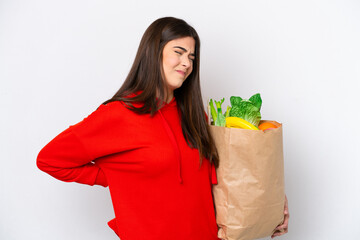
[37,17,288,239]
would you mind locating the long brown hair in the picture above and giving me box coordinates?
[103,17,219,167]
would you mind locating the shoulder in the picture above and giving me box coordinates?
[70,101,138,130]
[85,101,127,121]
[97,100,129,115]
[99,100,145,119]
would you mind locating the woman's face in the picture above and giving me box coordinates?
[162,36,195,92]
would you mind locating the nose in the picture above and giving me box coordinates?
[181,56,191,68]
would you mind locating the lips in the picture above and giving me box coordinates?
[176,70,186,76]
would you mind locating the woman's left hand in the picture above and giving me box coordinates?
[271,195,289,238]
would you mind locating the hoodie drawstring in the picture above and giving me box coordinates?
[158,110,183,184]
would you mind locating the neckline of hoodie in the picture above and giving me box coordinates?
[160,96,176,108]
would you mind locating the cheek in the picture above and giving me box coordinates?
[186,65,194,78]
[164,55,180,69]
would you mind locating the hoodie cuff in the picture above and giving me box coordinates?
[94,167,108,187]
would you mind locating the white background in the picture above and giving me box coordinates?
[1,0,359,239]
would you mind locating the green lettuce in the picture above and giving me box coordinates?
[229,93,262,127]
[249,93,262,111]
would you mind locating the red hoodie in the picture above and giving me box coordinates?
[37,97,219,240]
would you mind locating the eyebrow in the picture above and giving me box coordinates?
[173,46,195,57]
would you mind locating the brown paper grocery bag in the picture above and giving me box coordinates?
[211,121,285,240]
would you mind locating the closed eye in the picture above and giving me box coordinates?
[173,46,195,62]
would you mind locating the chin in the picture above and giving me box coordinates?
[169,82,184,91]
[175,82,184,90]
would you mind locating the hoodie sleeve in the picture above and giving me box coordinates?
[36,127,108,187]
[36,102,125,187]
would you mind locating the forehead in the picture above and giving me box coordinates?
[166,37,195,52]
